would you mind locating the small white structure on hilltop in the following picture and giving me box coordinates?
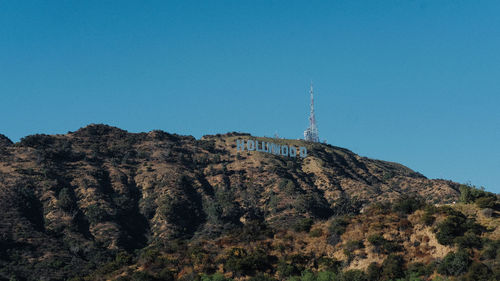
[304,82,320,142]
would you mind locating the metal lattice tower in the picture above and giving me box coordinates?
[304,82,319,142]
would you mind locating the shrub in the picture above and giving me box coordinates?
[459,184,496,204]
[455,231,482,249]
[331,195,363,216]
[463,262,491,281]
[317,257,341,273]
[224,248,274,276]
[277,259,299,279]
[201,273,232,281]
[421,206,436,226]
[293,218,314,232]
[437,250,470,276]
[158,175,205,237]
[130,271,156,281]
[340,269,367,281]
[475,197,496,209]
[368,234,400,254]
[366,263,380,281]
[406,262,434,279]
[205,188,242,226]
[317,271,337,281]
[328,217,349,235]
[309,228,323,237]
[19,134,54,148]
[392,195,425,215]
[327,217,349,245]
[481,240,500,260]
[435,213,468,245]
[85,204,108,224]
[300,270,316,281]
[344,240,364,252]
[368,234,385,246]
[15,185,45,230]
[436,213,483,246]
[280,179,300,195]
[248,273,276,281]
[380,254,405,280]
[295,193,333,219]
[57,187,76,211]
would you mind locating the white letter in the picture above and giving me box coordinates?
[272,143,281,155]
[247,140,255,151]
[300,147,307,158]
[281,145,289,156]
[290,146,297,157]
[256,140,264,152]
[236,139,245,151]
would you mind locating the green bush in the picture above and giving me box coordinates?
[463,262,491,281]
[380,254,405,280]
[158,175,205,237]
[392,195,425,215]
[366,263,380,281]
[317,271,337,281]
[300,270,316,281]
[16,185,45,230]
[327,217,350,245]
[130,271,156,281]
[481,239,500,260]
[309,228,323,237]
[405,262,434,279]
[475,197,496,209]
[328,217,349,235]
[248,273,277,281]
[85,204,108,224]
[201,273,232,281]
[435,211,482,246]
[344,240,364,252]
[317,257,341,273]
[331,195,363,216]
[368,234,400,254]
[459,184,496,205]
[421,206,436,226]
[277,259,300,279]
[340,269,367,281]
[455,231,482,249]
[293,218,314,232]
[57,187,76,211]
[224,248,274,276]
[204,187,242,233]
[437,250,470,276]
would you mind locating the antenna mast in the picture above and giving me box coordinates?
[304,82,319,142]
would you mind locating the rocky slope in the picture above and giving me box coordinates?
[0,124,490,281]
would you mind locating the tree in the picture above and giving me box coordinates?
[463,262,491,281]
[437,250,470,276]
[380,254,405,280]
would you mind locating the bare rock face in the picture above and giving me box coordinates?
[0,124,462,280]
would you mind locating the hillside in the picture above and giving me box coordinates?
[0,124,498,281]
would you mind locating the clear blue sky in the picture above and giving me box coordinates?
[1,1,499,192]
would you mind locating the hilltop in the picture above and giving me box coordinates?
[0,124,498,281]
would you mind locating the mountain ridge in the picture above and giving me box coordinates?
[1,124,489,281]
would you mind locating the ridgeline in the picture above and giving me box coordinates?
[0,124,498,281]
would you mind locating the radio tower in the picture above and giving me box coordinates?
[304,82,320,142]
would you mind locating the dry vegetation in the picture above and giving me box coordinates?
[0,125,498,281]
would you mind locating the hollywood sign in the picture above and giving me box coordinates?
[236,139,307,158]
